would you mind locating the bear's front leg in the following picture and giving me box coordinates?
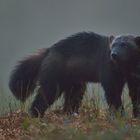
[101,66,125,117]
[127,77,140,118]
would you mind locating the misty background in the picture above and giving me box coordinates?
[0,0,140,95]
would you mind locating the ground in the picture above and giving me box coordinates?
[1,102,140,140]
[0,86,140,140]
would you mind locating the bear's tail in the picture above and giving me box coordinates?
[9,48,49,102]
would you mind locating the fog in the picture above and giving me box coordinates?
[0,0,140,93]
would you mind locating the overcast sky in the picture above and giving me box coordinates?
[0,0,140,92]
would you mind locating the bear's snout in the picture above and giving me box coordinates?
[111,52,118,61]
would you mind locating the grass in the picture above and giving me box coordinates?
[1,84,140,140]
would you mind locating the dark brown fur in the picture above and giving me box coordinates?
[9,32,140,117]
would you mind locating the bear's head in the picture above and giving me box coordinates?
[109,35,140,71]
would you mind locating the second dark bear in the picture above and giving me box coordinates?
[9,32,140,117]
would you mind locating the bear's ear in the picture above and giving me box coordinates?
[135,36,140,47]
[109,35,115,49]
[109,35,115,43]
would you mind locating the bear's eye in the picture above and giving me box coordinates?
[111,43,117,48]
[123,45,128,48]
[121,43,129,48]
[121,42,126,46]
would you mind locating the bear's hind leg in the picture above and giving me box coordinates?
[63,82,86,114]
[30,82,62,117]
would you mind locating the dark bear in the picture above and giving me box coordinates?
[9,32,140,117]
